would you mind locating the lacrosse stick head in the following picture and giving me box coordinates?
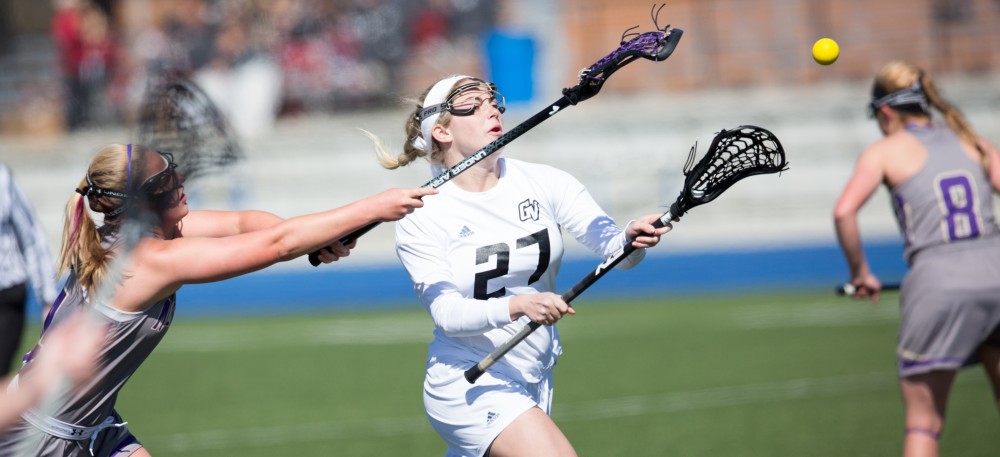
[671,125,788,217]
[566,4,683,104]
[135,73,243,184]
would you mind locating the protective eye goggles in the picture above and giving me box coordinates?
[77,150,182,216]
[416,82,506,122]
[140,151,181,196]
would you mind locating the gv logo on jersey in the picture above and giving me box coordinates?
[518,199,540,222]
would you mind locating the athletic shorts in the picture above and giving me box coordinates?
[90,415,143,457]
[423,358,553,457]
[0,411,142,457]
[898,239,1000,377]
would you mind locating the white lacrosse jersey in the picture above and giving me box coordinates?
[396,157,643,384]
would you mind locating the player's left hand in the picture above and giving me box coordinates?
[316,239,357,263]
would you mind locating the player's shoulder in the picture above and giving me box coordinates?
[865,130,920,157]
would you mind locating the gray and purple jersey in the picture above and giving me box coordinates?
[0,263,175,456]
[891,123,999,264]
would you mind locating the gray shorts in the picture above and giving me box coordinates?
[898,238,1000,377]
[0,411,142,457]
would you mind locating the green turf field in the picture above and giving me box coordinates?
[25,290,998,456]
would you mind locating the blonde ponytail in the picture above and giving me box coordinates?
[919,72,989,167]
[371,88,453,171]
[58,180,109,291]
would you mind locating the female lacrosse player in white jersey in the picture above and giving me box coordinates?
[834,61,1000,457]
[373,75,671,457]
[0,143,434,456]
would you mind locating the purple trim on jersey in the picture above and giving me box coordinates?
[23,289,69,364]
[150,295,174,332]
[42,288,67,332]
[898,356,967,372]
[109,432,140,456]
[892,193,908,242]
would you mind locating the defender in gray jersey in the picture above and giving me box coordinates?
[372,75,671,457]
[0,143,433,456]
[834,61,1000,457]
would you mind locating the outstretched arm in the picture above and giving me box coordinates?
[182,210,359,264]
[180,210,284,238]
[117,187,436,312]
[175,187,434,276]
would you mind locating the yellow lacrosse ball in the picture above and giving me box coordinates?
[812,38,839,65]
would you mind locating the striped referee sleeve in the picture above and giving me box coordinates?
[0,164,58,305]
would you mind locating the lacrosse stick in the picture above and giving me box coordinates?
[836,282,901,296]
[136,72,244,182]
[465,125,789,383]
[308,4,683,266]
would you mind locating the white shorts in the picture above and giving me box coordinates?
[423,359,553,457]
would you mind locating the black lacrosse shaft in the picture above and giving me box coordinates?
[464,207,678,383]
[835,282,901,296]
[307,95,579,266]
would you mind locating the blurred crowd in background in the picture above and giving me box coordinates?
[2,0,999,139]
[2,0,502,137]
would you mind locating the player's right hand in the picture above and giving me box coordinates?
[510,292,575,326]
[849,273,882,302]
[371,187,438,221]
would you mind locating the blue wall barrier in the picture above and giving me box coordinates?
[175,240,907,319]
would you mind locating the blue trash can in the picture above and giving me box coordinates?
[484,29,536,104]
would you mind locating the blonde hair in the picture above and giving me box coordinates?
[874,61,988,167]
[58,143,157,291]
[372,79,469,170]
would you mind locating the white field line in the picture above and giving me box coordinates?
[142,371,905,453]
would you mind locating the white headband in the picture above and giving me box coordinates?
[412,74,473,153]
